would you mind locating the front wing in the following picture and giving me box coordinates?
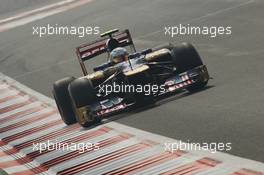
[86,65,209,118]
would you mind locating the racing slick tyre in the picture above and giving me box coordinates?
[53,77,77,125]
[172,43,208,92]
[68,78,101,127]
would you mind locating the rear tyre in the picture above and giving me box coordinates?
[68,78,101,127]
[53,77,76,125]
[171,43,208,92]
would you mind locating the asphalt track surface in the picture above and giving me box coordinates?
[0,0,264,163]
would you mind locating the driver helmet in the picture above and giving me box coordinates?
[110,47,128,64]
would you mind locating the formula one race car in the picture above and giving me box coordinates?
[53,29,209,127]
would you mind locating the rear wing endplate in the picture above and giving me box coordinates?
[76,29,135,75]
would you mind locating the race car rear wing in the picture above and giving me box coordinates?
[76,29,136,75]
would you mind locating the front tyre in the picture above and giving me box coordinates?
[68,78,101,127]
[53,77,77,125]
[171,43,208,92]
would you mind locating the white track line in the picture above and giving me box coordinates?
[0,0,82,24]
[0,0,94,32]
